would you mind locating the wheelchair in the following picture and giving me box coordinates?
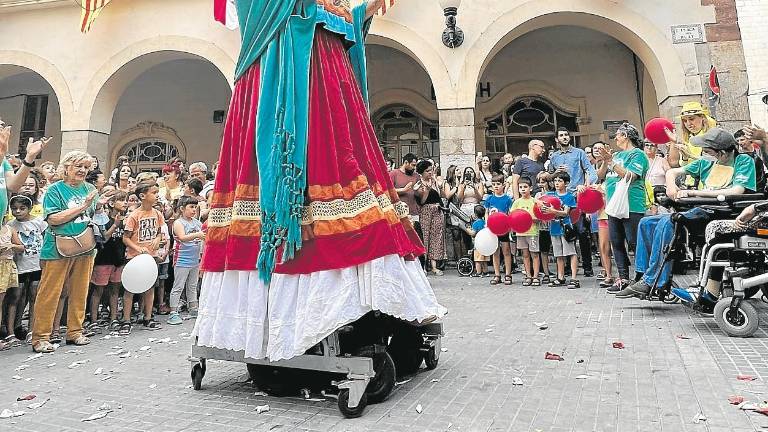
[641,194,765,303]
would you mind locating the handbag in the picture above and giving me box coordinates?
[52,225,97,258]
[605,172,631,219]
[561,219,578,242]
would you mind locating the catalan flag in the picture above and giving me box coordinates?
[80,0,111,33]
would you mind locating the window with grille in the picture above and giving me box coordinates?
[373,105,439,165]
[120,140,180,174]
[19,95,48,158]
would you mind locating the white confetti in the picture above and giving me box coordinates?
[255,404,270,414]
[94,368,103,375]
[149,384,157,389]
[415,404,423,414]
[139,346,151,351]
[25,353,43,362]
[98,403,112,411]
[254,391,268,397]
[430,379,440,383]
[118,351,131,359]
[101,375,113,381]
[576,375,590,380]
[0,409,25,419]
[15,365,29,372]
[67,359,90,369]
[511,377,524,386]
[440,348,448,352]
[81,410,111,422]
[395,379,412,386]
[27,398,50,410]
[12,375,23,380]
[46,363,56,368]
[693,413,707,424]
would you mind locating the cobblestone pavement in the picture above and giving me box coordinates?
[3,273,768,432]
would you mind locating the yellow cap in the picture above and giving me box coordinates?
[679,101,707,117]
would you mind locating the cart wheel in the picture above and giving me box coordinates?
[714,298,759,338]
[365,352,396,404]
[191,364,204,390]
[338,389,368,418]
[457,258,474,277]
[388,328,424,377]
[424,346,439,370]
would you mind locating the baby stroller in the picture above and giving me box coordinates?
[445,202,476,276]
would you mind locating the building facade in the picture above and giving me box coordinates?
[1,0,766,173]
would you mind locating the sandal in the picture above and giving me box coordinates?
[522,277,532,287]
[157,304,172,315]
[541,274,550,284]
[599,278,615,288]
[549,278,566,287]
[109,320,121,332]
[66,335,91,346]
[118,322,132,337]
[142,319,162,330]
[531,278,541,286]
[568,279,581,289]
[32,340,56,353]
[504,275,513,285]
[50,330,62,344]
[490,276,501,285]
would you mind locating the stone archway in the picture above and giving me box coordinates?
[458,0,698,110]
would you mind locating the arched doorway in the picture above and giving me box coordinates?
[0,66,63,161]
[107,57,231,171]
[476,25,659,166]
[367,44,439,166]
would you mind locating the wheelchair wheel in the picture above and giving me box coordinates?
[714,298,759,338]
[457,257,474,276]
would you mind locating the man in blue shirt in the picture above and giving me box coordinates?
[545,128,598,277]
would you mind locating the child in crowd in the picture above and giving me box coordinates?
[155,205,171,316]
[89,191,128,332]
[184,178,203,199]
[0,213,26,347]
[168,196,205,325]
[542,172,579,289]
[484,174,514,286]
[8,194,46,344]
[468,204,488,277]
[127,192,140,212]
[535,176,552,284]
[511,178,540,286]
[121,181,165,335]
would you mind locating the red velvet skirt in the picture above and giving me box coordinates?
[202,28,425,274]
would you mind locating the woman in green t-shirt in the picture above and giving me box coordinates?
[596,122,649,288]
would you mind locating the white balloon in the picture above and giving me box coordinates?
[475,228,499,256]
[121,254,159,294]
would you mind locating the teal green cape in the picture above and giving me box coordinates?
[233,0,372,282]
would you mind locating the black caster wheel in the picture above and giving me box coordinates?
[424,346,439,370]
[191,363,205,390]
[338,389,368,418]
[388,328,424,377]
[247,365,300,396]
[714,298,759,337]
[365,351,396,404]
[457,257,474,276]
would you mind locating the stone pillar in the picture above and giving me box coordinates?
[658,95,704,125]
[60,130,109,166]
[736,0,768,129]
[438,108,476,171]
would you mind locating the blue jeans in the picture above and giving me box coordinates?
[608,213,644,280]
[636,208,709,286]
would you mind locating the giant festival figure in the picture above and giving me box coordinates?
[193,0,446,361]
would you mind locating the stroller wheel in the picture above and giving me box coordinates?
[457,257,474,276]
[714,298,759,338]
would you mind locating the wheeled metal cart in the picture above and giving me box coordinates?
[189,319,443,418]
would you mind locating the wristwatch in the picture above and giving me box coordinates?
[22,159,35,168]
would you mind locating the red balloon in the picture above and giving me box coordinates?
[644,117,675,145]
[569,207,582,222]
[487,212,511,235]
[508,209,534,234]
[577,188,605,213]
[533,196,562,222]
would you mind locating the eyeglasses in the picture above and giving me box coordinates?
[644,143,656,148]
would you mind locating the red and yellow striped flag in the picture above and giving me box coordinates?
[80,0,112,33]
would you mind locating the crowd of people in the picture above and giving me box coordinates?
[0,120,217,352]
[389,101,768,313]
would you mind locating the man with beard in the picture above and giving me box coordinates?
[545,128,598,277]
[511,140,546,199]
[390,153,424,266]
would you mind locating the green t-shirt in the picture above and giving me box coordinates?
[684,153,757,192]
[605,147,649,214]
[0,160,12,215]
[40,181,98,260]
[510,196,539,236]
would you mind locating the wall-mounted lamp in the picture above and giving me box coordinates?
[439,0,463,48]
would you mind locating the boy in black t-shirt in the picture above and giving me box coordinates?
[89,191,129,331]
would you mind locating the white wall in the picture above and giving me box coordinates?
[736,0,768,130]
[0,72,63,161]
[109,59,232,166]
[478,26,659,149]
